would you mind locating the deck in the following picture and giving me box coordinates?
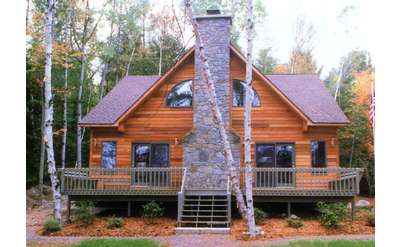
[59,167,363,198]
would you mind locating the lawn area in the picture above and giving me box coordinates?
[27,239,164,247]
[272,240,375,247]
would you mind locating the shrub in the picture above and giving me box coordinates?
[142,201,164,224]
[254,207,267,224]
[287,214,304,228]
[75,201,95,225]
[367,211,375,227]
[106,215,124,229]
[317,202,347,228]
[43,217,61,233]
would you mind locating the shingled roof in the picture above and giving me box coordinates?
[265,74,349,124]
[80,73,348,125]
[80,75,160,125]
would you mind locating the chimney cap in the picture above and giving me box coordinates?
[206,9,221,15]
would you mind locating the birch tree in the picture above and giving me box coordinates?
[43,0,62,223]
[183,0,248,221]
[243,0,258,237]
[61,9,71,169]
[71,0,104,167]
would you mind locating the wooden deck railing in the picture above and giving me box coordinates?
[60,167,185,195]
[239,167,363,196]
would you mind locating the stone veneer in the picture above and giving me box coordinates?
[183,13,240,190]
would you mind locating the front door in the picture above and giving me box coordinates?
[132,143,170,186]
[255,143,295,187]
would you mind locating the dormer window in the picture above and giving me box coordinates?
[232,79,261,107]
[166,80,193,107]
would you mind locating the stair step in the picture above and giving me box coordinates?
[183,204,228,207]
[182,215,228,218]
[182,209,227,212]
[180,220,229,224]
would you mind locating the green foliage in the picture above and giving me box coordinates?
[106,215,124,229]
[256,47,278,74]
[142,201,164,223]
[253,207,267,224]
[43,217,61,233]
[317,202,347,228]
[74,239,163,247]
[366,211,375,227]
[271,240,375,247]
[74,201,95,225]
[286,214,304,228]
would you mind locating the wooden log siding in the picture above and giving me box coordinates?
[85,51,346,194]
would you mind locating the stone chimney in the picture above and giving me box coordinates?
[183,9,240,191]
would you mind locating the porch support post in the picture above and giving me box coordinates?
[351,198,356,221]
[127,201,131,217]
[66,196,71,223]
[287,201,291,217]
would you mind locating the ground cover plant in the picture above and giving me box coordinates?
[271,240,374,247]
[317,202,347,228]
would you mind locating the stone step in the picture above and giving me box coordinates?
[176,227,231,234]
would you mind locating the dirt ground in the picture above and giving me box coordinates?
[27,195,374,244]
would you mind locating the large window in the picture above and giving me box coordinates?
[166,80,193,107]
[133,144,169,167]
[233,79,261,107]
[311,141,326,168]
[256,143,294,168]
[101,141,116,169]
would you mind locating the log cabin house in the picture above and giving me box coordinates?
[60,9,363,232]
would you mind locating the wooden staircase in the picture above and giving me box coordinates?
[178,193,231,228]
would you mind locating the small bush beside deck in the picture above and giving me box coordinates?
[317,202,347,228]
[74,201,95,225]
[142,201,165,224]
[43,217,61,233]
[254,207,267,224]
[106,215,124,229]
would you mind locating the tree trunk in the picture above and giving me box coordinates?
[76,52,85,168]
[184,0,248,220]
[244,0,258,237]
[61,11,70,169]
[99,63,108,99]
[43,0,62,223]
[39,92,45,192]
[158,39,163,76]
[334,62,344,101]
[126,47,135,76]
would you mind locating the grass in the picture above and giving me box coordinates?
[73,239,164,247]
[271,240,375,247]
[27,239,164,247]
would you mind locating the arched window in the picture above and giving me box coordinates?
[232,79,261,107]
[166,80,193,107]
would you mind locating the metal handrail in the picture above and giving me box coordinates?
[180,167,187,194]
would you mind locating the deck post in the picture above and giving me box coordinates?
[66,196,71,223]
[287,201,291,217]
[127,201,131,217]
[351,198,356,221]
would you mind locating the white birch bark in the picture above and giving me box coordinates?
[158,39,163,76]
[44,0,62,223]
[184,0,248,220]
[61,10,70,169]
[244,0,258,237]
[39,95,45,192]
[334,62,344,101]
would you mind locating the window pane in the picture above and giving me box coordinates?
[232,80,261,107]
[276,144,294,167]
[150,144,169,167]
[311,141,326,167]
[134,144,150,168]
[256,144,275,167]
[166,80,193,107]
[102,142,116,169]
